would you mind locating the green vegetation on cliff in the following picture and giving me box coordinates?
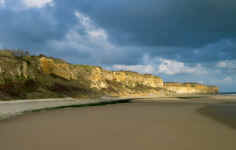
[0,50,218,100]
[0,50,101,100]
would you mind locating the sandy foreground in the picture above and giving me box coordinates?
[0,95,236,150]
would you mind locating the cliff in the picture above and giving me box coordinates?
[39,57,164,89]
[164,82,219,94]
[40,56,167,96]
[0,50,218,100]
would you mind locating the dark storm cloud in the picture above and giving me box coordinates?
[1,0,236,63]
[0,2,77,52]
[147,39,236,63]
[70,0,236,48]
[46,0,236,63]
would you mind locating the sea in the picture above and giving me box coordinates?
[220,92,236,96]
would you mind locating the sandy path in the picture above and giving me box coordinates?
[0,100,236,150]
[0,98,130,120]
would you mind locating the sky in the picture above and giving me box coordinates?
[0,0,235,92]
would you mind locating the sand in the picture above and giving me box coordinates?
[0,97,131,120]
[0,96,236,150]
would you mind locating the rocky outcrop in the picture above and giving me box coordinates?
[0,52,31,83]
[164,82,219,94]
[39,57,165,97]
[39,57,77,80]
[88,67,163,89]
[38,57,164,89]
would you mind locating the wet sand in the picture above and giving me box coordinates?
[1,98,236,150]
[199,102,236,130]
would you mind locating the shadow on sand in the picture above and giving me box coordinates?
[198,102,236,130]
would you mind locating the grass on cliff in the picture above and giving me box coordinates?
[0,49,104,100]
[0,75,103,101]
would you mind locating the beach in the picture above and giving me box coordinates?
[0,95,236,150]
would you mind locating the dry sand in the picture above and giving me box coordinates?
[0,96,236,150]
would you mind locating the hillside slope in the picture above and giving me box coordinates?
[0,50,218,100]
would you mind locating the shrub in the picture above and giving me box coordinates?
[12,49,30,58]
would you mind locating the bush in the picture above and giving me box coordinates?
[0,79,39,99]
[12,49,30,58]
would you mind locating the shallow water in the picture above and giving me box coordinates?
[0,101,236,150]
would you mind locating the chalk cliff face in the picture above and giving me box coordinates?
[88,67,164,89]
[39,57,78,80]
[40,57,164,89]
[0,50,218,100]
[164,82,219,94]
[0,51,38,83]
[39,57,165,96]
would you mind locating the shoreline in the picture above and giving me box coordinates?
[0,97,132,121]
[0,94,235,121]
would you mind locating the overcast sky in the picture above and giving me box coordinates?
[0,0,235,92]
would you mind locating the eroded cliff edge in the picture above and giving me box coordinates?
[0,50,218,100]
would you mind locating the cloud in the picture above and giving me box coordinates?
[217,60,236,69]
[0,0,5,6]
[223,77,233,82]
[50,10,112,49]
[76,0,236,48]
[22,0,54,8]
[157,58,207,75]
[48,11,122,64]
[108,55,208,76]
[209,76,233,86]
[108,65,155,74]
[47,11,145,65]
[1,0,236,65]
[142,54,208,75]
[74,11,113,49]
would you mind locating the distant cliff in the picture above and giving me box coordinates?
[0,50,218,100]
[164,82,218,95]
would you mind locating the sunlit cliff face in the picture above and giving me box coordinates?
[0,51,219,98]
[39,57,219,95]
